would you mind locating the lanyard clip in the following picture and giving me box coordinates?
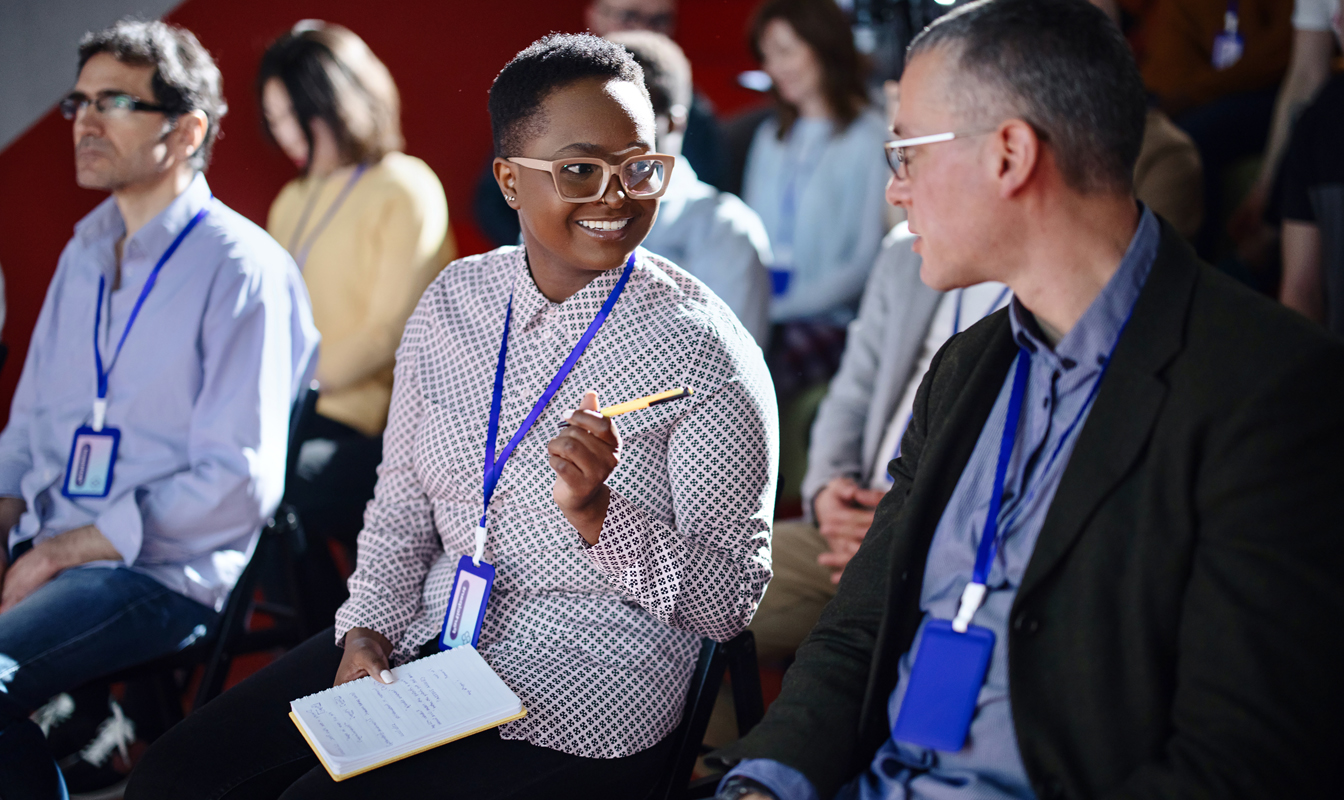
[473,524,487,567]
[952,582,987,633]
[92,398,108,432]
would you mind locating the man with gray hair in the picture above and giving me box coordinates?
[711,1,1343,799]
[0,18,317,796]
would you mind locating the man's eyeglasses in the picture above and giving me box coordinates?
[60,91,170,121]
[508,154,676,203]
[884,129,997,178]
[594,2,676,33]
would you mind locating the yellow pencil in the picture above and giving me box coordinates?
[600,387,694,417]
[559,387,694,427]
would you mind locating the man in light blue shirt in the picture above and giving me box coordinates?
[0,20,317,796]
[609,31,773,346]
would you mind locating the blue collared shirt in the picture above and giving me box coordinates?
[640,157,773,346]
[0,173,319,611]
[727,206,1160,800]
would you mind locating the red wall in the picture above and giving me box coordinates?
[0,0,765,426]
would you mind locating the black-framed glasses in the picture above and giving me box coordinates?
[594,1,676,33]
[60,91,171,121]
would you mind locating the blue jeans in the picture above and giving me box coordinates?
[0,565,216,799]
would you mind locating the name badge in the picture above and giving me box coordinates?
[891,619,995,752]
[62,425,120,499]
[439,555,495,650]
[1212,30,1243,69]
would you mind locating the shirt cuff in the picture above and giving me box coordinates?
[722,759,820,800]
[582,488,652,572]
[94,493,143,565]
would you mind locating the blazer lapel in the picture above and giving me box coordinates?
[1018,226,1199,599]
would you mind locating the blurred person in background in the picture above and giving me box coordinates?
[1275,12,1344,331]
[1095,0,1205,239]
[584,0,728,190]
[743,0,890,401]
[1139,0,1292,259]
[0,19,317,797]
[609,30,773,345]
[259,21,454,623]
[1229,0,1341,252]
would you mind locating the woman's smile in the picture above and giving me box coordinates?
[575,216,634,238]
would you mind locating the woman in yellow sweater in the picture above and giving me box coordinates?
[258,21,455,616]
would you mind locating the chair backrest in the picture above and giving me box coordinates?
[190,383,320,708]
[650,637,728,800]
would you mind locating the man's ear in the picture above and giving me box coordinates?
[170,110,209,164]
[493,157,520,208]
[994,119,1040,199]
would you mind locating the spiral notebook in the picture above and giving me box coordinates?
[289,645,527,781]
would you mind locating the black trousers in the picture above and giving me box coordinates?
[125,629,672,799]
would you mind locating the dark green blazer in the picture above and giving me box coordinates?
[714,224,1344,799]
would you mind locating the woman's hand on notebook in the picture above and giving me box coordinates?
[335,627,396,687]
[548,390,620,546]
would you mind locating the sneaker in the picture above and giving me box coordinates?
[58,698,137,798]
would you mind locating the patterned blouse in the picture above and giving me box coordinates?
[334,245,778,759]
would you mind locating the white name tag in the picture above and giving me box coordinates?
[62,426,120,498]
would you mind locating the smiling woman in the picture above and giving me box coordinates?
[128,32,779,800]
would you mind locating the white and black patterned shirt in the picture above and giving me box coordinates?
[334,245,778,759]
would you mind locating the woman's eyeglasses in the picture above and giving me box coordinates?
[508,154,676,203]
[884,129,997,179]
[60,91,171,121]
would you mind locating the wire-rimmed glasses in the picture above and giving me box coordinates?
[60,91,171,121]
[507,154,676,203]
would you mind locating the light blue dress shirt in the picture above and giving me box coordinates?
[727,207,1160,800]
[641,157,773,345]
[742,108,890,325]
[0,173,319,611]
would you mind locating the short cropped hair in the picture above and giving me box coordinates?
[79,19,227,171]
[257,21,403,172]
[606,31,692,120]
[908,0,1146,194]
[489,33,649,157]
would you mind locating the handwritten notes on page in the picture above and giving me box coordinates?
[289,645,525,780]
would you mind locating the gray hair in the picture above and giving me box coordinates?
[79,19,228,171]
[908,0,1146,194]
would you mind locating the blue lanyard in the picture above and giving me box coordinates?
[774,125,827,263]
[288,163,368,271]
[951,309,1133,632]
[473,252,636,564]
[92,203,210,430]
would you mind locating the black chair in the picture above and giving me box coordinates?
[96,384,320,738]
[651,630,766,800]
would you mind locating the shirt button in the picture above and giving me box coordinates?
[1013,614,1041,635]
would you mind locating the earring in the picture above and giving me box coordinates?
[504,194,516,203]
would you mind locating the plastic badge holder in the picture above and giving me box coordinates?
[891,619,995,752]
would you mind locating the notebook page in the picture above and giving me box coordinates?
[291,646,520,766]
